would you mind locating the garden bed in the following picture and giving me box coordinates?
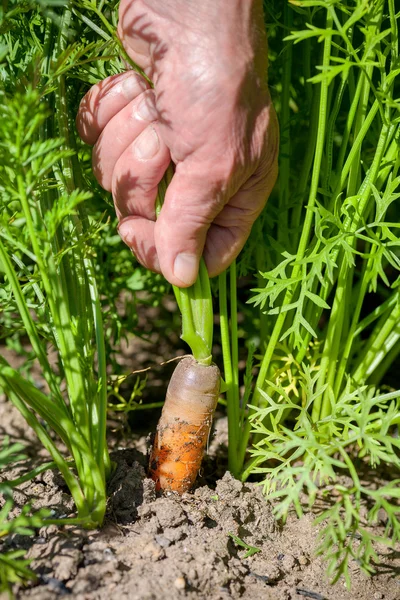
[1,2,400,598]
[1,388,399,600]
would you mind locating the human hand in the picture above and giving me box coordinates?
[77,0,279,287]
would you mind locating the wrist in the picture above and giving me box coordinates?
[141,0,267,84]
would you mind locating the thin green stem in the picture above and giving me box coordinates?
[230,261,240,429]
[332,99,379,202]
[353,290,399,338]
[238,13,334,468]
[290,85,320,234]
[0,239,63,407]
[17,169,90,441]
[54,7,110,480]
[254,12,333,407]
[0,377,88,518]
[5,461,74,488]
[175,278,212,364]
[219,269,239,477]
[314,122,390,420]
[368,338,400,386]
[352,301,400,384]
[278,1,292,246]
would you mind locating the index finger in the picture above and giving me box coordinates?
[76,71,149,145]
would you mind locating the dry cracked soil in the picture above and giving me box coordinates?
[1,325,400,600]
[1,393,400,600]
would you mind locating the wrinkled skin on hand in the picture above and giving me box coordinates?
[77,0,279,287]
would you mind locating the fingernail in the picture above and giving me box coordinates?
[121,74,145,99]
[173,253,198,285]
[136,93,157,121]
[134,126,159,159]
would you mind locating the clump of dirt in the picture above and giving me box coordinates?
[1,444,399,600]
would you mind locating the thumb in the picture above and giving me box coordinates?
[154,167,223,287]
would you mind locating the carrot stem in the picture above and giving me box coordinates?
[219,266,240,477]
[173,260,213,365]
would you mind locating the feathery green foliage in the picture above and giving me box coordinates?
[1,0,399,590]
[220,0,400,584]
[0,440,51,595]
[0,1,118,528]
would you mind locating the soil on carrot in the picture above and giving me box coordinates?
[1,390,400,600]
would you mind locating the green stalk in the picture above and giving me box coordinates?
[155,165,213,366]
[54,7,110,481]
[315,8,396,409]
[255,12,333,401]
[314,122,390,420]
[345,71,373,198]
[333,68,364,184]
[277,1,292,247]
[353,290,399,339]
[303,35,312,106]
[332,0,384,193]
[53,10,91,437]
[86,258,110,478]
[0,232,101,519]
[333,128,399,396]
[0,361,105,514]
[0,376,88,518]
[15,173,90,440]
[173,259,213,365]
[255,219,268,343]
[0,361,72,451]
[323,70,348,194]
[5,460,74,488]
[229,261,240,431]
[295,124,399,367]
[290,85,320,234]
[352,301,400,384]
[368,339,400,386]
[0,239,63,407]
[219,268,239,477]
[0,6,110,524]
[237,12,334,470]
[331,99,379,201]
[333,257,370,398]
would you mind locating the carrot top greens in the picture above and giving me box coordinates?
[220,0,400,585]
[0,0,399,591]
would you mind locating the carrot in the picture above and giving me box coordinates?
[149,356,220,493]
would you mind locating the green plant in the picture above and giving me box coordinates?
[1,0,399,588]
[0,2,118,527]
[0,439,51,596]
[0,0,181,526]
[228,532,261,558]
[219,0,400,584]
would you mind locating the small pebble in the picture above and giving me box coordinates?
[35,536,47,545]
[174,576,186,590]
[155,534,171,548]
[281,553,298,571]
[142,540,165,561]
[103,547,115,560]
[298,553,308,566]
[41,576,69,594]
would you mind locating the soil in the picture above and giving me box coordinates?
[1,318,400,600]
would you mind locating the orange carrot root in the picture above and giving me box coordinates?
[149,356,220,493]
